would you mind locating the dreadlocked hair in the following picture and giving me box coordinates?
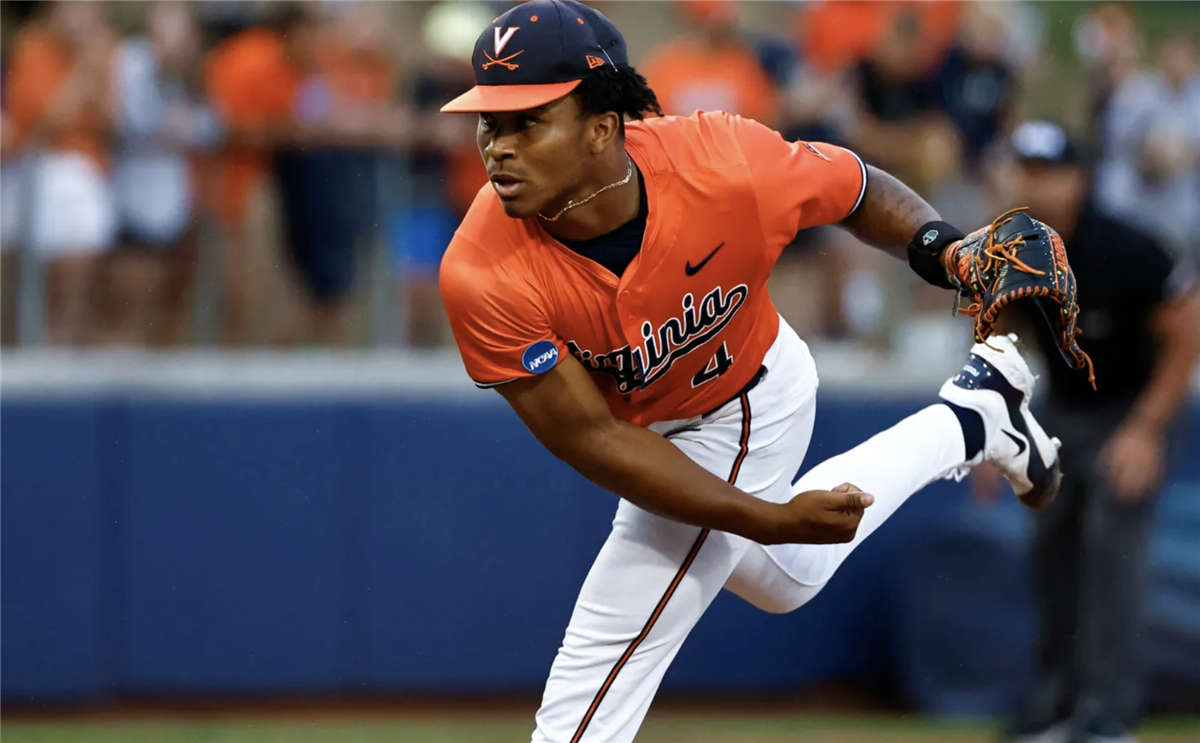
[573,64,664,135]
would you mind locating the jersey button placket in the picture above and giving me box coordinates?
[617,289,643,390]
[618,289,634,332]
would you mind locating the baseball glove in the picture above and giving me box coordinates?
[945,208,1095,388]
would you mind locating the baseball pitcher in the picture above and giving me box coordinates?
[437,3,1091,741]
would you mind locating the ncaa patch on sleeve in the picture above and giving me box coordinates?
[522,340,560,374]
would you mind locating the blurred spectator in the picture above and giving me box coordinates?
[1094,30,1200,261]
[775,6,855,147]
[640,0,779,126]
[203,4,300,345]
[980,121,1200,743]
[934,2,1017,171]
[0,0,1191,357]
[767,3,982,347]
[391,0,490,348]
[273,3,407,347]
[1,65,17,232]
[102,1,221,346]
[844,8,960,195]
[1,72,20,346]
[793,0,886,77]
[764,22,854,341]
[992,1,1045,79]
[3,0,118,345]
[192,0,264,49]
[1073,3,1144,139]
[794,0,961,77]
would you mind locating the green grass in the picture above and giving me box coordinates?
[3,714,1198,743]
[2,720,501,743]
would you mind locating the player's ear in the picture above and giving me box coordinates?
[587,111,621,155]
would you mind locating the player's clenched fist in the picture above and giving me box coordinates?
[759,483,874,545]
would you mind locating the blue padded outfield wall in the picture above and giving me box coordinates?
[4,385,1200,714]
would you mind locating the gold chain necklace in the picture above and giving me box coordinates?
[537,153,634,222]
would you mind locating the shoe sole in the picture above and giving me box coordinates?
[984,337,1061,510]
[1020,455,1061,511]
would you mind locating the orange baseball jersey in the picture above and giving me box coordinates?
[440,111,866,426]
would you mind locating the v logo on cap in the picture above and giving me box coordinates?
[441,0,631,114]
[485,26,524,71]
[494,27,520,56]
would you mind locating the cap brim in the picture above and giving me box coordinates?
[440,81,583,113]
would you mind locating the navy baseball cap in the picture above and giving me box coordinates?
[440,0,628,114]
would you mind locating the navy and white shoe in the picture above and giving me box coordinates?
[939,333,1062,510]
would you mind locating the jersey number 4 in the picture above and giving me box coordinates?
[691,342,734,388]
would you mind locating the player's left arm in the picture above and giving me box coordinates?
[836,166,942,261]
[728,113,956,274]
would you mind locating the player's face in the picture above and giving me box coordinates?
[477,97,592,219]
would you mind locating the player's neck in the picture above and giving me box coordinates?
[539,152,642,242]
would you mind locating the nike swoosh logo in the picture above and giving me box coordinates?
[685,242,725,276]
[1003,430,1027,456]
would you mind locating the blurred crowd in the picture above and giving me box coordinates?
[0,0,1197,352]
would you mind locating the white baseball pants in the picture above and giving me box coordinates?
[531,318,971,743]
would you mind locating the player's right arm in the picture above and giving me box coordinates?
[439,233,870,546]
[495,355,870,546]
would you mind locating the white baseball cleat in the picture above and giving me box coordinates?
[939,333,1062,510]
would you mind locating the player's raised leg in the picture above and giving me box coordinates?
[727,334,1061,614]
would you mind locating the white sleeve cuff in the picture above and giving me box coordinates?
[846,150,868,219]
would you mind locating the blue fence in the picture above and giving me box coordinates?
[4,392,1199,714]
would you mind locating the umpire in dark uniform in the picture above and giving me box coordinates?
[983,121,1200,743]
